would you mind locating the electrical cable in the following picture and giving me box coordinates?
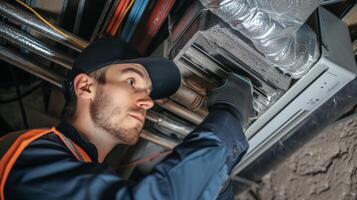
[112,0,134,36]
[106,0,127,34]
[119,150,172,169]
[120,0,149,42]
[15,0,86,49]
[131,0,175,55]
[106,0,134,36]
[0,81,42,104]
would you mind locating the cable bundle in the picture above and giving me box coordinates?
[106,0,134,36]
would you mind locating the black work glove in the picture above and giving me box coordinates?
[207,73,254,129]
[202,73,254,172]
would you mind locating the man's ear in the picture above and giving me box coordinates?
[73,73,96,100]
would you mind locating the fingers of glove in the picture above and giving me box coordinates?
[210,73,253,102]
[209,74,254,129]
[227,73,253,95]
[207,76,230,98]
[208,73,251,97]
[250,108,258,120]
[228,73,252,87]
[207,73,253,114]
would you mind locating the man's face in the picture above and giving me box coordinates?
[89,63,153,145]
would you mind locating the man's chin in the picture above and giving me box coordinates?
[123,134,140,145]
[121,129,141,145]
[126,138,139,145]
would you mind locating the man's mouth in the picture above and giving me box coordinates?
[129,114,145,125]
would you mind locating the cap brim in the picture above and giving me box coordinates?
[107,58,181,100]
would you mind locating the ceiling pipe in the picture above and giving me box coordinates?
[0,45,63,88]
[156,99,204,125]
[170,84,209,117]
[0,21,75,70]
[140,130,178,149]
[147,111,194,139]
[0,1,87,51]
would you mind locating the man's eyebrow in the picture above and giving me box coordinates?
[121,67,146,79]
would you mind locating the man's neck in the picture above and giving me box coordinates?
[70,113,117,162]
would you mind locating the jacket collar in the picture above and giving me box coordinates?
[56,121,98,162]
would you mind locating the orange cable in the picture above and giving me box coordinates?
[110,0,134,36]
[106,0,127,34]
[15,0,86,49]
[108,0,127,35]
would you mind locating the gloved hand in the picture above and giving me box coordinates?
[207,73,254,129]
[197,72,253,172]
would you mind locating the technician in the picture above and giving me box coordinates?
[0,37,253,200]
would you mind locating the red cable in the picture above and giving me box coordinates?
[106,0,127,35]
[110,0,134,36]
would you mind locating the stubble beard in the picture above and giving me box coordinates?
[89,87,139,145]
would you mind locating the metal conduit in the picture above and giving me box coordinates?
[0,1,87,51]
[0,45,63,88]
[170,84,208,117]
[147,111,194,138]
[0,21,75,69]
[156,99,204,125]
[141,130,178,149]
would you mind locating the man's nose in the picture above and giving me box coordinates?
[137,94,154,110]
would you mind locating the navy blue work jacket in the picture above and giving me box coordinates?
[5,109,248,199]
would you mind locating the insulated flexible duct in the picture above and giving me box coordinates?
[0,1,87,51]
[0,21,74,69]
[200,0,322,78]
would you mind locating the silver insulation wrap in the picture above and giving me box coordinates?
[0,21,74,69]
[0,1,87,51]
[200,0,322,78]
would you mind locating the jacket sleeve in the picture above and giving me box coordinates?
[5,110,248,200]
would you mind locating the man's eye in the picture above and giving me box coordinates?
[127,79,135,86]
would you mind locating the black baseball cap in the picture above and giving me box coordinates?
[64,37,181,100]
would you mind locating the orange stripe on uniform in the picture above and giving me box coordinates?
[0,129,52,200]
[52,128,92,163]
[0,128,92,200]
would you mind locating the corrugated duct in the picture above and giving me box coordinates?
[199,0,322,78]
